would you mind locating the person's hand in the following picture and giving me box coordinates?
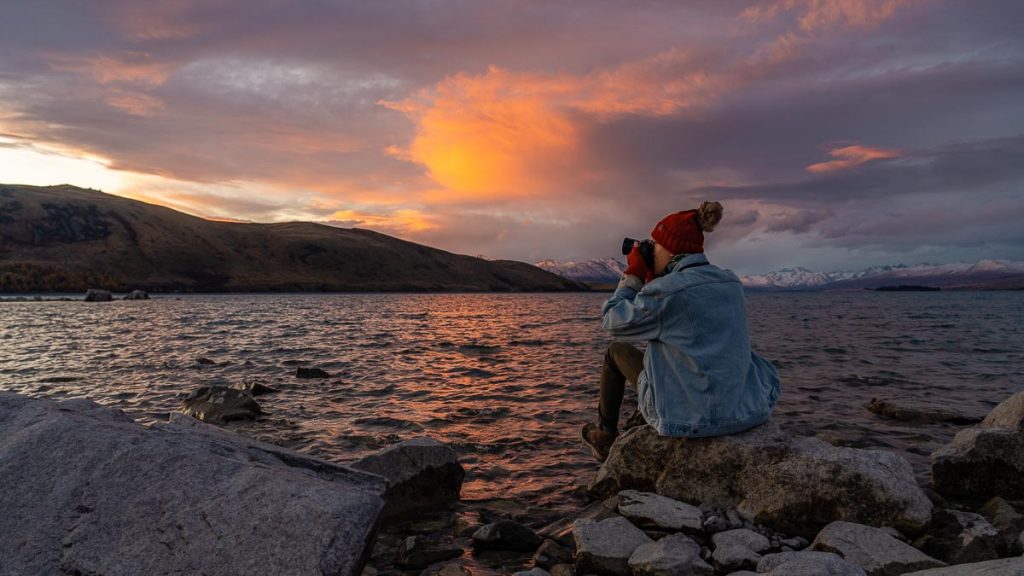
[624,244,654,283]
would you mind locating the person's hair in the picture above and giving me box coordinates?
[696,201,723,232]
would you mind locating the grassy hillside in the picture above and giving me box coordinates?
[0,184,586,292]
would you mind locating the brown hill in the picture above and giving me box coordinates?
[0,184,586,292]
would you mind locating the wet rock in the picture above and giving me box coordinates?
[979,497,1024,554]
[180,385,262,423]
[195,357,216,365]
[900,557,1024,575]
[537,499,618,547]
[123,289,149,300]
[295,367,331,378]
[628,533,712,576]
[229,380,280,396]
[0,392,385,576]
[472,519,542,551]
[513,569,550,576]
[711,528,770,572]
[395,536,463,569]
[867,397,984,425]
[758,551,867,576]
[351,437,465,523]
[589,422,931,537]
[616,489,703,532]
[913,509,1001,565]
[83,288,112,302]
[573,515,652,576]
[532,539,574,570]
[810,521,945,576]
[932,392,1024,500]
[549,563,575,576]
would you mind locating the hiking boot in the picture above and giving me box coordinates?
[581,422,617,463]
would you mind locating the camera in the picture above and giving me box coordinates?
[622,237,655,270]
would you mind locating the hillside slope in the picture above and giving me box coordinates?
[0,184,585,292]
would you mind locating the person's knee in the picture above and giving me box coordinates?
[606,342,635,362]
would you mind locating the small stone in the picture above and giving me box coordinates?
[703,515,729,534]
[513,568,550,576]
[549,563,575,576]
[726,509,744,529]
[396,536,463,569]
[617,490,703,533]
[628,533,712,576]
[712,529,771,554]
[537,500,618,547]
[711,529,771,572]
[295,367,330,378]
[83,289,112,302]
[472,520,542,552]
[758,551,866,575]
[780,536,809,550]
[573,515,652,576]
[533,539,573,570]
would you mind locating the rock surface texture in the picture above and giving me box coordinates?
[351,437,465,523]
[616,489,703,532]
[589,422,932,537]
[932,391,1024,500]
[573,516,653,576]
[867,397,984,425]
[627,533,712,576]
[758,551,868,575]
[0,392,385,576]
[901,557,1024,575]
[810,521,945,576]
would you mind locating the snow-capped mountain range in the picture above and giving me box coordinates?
[535,258,1024,290]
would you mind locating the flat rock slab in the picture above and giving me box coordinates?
[628,533,712,576]
[589,422,932,538]
[617,489,703,532]
[0,392,386,576]
[180,385,262,423]
[901,557,1024,576]
[811,521,945,576]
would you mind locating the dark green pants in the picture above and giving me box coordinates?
[599,342,644,432]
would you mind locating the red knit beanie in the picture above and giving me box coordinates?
[651,210,704,254]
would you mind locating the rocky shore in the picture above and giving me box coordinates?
[2,389,1024,576]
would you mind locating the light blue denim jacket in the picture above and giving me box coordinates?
[602,253,781,437]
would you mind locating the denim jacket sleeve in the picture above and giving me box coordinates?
[601,278,662,341]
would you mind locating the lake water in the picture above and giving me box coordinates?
[1,291,1022,516]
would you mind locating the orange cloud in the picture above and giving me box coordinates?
[48,52,176,87]
[382,52,724,200]
[328,209,438,234]
[741,0,914,32]
[806,144,901,173]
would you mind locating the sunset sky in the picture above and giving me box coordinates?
[1,0,1022,274]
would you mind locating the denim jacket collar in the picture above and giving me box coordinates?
[669,252,709,273]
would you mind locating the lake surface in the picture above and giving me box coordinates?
[1,291,1022,515]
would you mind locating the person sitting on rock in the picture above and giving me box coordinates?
[582,201,781,462]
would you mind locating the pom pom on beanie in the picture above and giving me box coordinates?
[651,201,723,254]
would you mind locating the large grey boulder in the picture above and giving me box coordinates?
[901,557,1024,576]
[616,489,703,532]
[0,392,386,576]
[350,437,464,522]
[758,551,868,576]
[810,521,945,576]
[932,392,1024,500]
[573,516,653,576]
[588,422,932,537]
[628,533,712,576]
[180,385,262,423]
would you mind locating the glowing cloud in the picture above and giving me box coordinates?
[806,144,902,173]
